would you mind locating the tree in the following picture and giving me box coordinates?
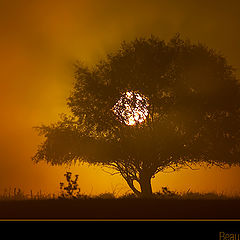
[33,35,240,198]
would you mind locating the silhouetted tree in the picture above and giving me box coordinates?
[33,35,240,197]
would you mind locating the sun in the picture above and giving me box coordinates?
[113,91,149,126]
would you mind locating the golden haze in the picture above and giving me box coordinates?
[1,0,240,196]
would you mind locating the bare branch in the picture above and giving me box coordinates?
[101,168,120,176]
[184,162,200,170]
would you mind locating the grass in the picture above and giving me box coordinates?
[1,187,240,219]
[0,187,56,201]
[1,186,240,201]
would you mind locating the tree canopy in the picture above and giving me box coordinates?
[33,35,240,197]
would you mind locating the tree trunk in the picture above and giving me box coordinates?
[125,178,141,197]
[123,173,153,198]
[139,173,153,198]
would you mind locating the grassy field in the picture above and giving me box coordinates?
[2,186,240,200]
[1,188,240,219]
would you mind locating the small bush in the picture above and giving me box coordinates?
[95,192,116,199]
[59,171,81,199]
[154,187,180,199]
[119,193,137,199]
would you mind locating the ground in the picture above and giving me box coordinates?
[1,198,240,219]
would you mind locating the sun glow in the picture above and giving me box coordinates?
[113,91,149,126]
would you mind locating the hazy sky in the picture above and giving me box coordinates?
[1,0,240,196]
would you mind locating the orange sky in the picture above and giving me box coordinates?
[1,0,240,196]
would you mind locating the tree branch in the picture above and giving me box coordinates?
[101,168,120,176]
